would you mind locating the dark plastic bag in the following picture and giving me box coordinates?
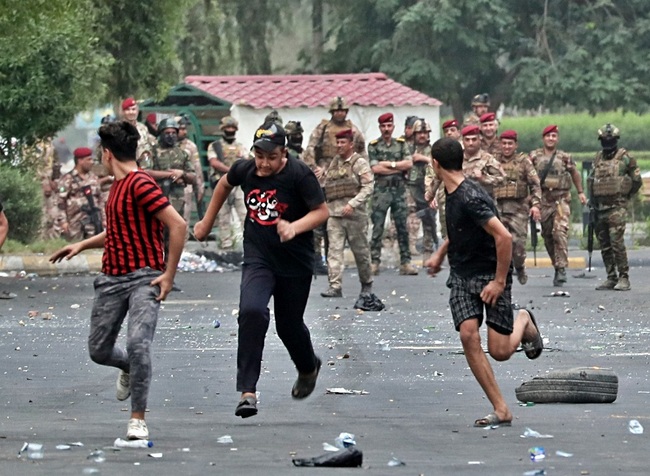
[292,447,363,467]
[353,292,385,312]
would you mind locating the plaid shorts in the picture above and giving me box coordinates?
[446,272,513,335]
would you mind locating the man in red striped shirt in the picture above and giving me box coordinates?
[50,121,186,441]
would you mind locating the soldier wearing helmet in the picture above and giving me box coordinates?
[463,93,490,127]
[142,117,196,232]
[406,118,438,262]
[285,120,305,158]
[529,125,587,287]
[206,115,248,249]
[304,97,367,275]
[588,124,642,291]
[176,115,205,222]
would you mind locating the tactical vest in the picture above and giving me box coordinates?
[407,145,430,185]
[315,120,354,167]
[323,155,362,201]
[494,154,528,200]
[153,145,187,171]
[592,148,633,197]
[534,151,572,190]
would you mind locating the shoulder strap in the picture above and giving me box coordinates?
[539,151,557,186]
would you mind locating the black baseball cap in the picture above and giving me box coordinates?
[253,123,286,152]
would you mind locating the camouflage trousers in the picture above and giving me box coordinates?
[163,191,187,257]
[498,201,530,271]
[436,187,447,240]
[595,205,629,279]
[408,183,438,254]
[66,219,99,242]
[540,197,570,269]
[370,183,411,264]
[326,213,372,290]
[88,267,162,413]
[41,193,62,240]
[218,187,246,249]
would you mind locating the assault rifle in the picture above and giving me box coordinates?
[530,215,538,266]
[81,185,103,235]
[587,201,596,272]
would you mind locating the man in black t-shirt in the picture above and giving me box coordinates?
[425,138,543,428]
[194,123,329,419]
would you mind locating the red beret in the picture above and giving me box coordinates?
[442,119,459,129]
[335,129,354,140]
[146,113,157,125]
[73,147,93,159]
[121,97,136,110]
[542,124,558,136]
[461,125,481,137]
[480,112,496,123]
[378,112,394,124]
[500,130,518,141]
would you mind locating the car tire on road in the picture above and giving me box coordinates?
[515,367,618,404]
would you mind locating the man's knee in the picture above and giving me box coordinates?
[488,347,511,362]
[88,345,111,365]
[459,320,480,348]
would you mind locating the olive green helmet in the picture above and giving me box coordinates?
[597,123,620,140]
[471,93,490,106]
[413,119,431,133]
[284,120,304,135]
[157,117,179,132]
[264,110,283,126]
[220,115,239,130]
[328,96,349,111]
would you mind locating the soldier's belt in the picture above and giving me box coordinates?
[375,175,404,187]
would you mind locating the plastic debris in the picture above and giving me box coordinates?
[529,446,546,462]
[556,450,573,457]
[322,442,339,452]
[87,450,106,463]
[334,433,356,449]
[148,453,163,458]
[292,447,363,467]
[217,435,234,444]
[177,251,225,273]
[71,304,80,309]
[82,469,100,475]
[114,438,153,448]
[518,402,536,407]
[521,428,554,439]
[213,319,221,329]
[387,456,406,467]
[56,444,71,450]
[549,291,570,297]
[628,419,644,434]
[19,442,44,460]
[326,388,369,395]
[523,470,546,476]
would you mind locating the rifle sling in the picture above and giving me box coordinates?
[538,151,557,187]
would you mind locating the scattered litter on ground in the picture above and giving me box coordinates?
[523,470,546,476]
[87,450,106,463]
[326,388,369,395]
[521,428,554,439]
[628,419,644,434]
[547,291,570,297]
[387,456,406,466]
[19,442,44,459]
[148,452,163,458]
[529,446,546,461]
[217,435,234,444]
[114,438,153,448]
[334,432,356,448]
[292,447,363,467]
[556,450,573,457]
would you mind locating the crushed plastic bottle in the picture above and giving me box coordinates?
[113,438,153,448]
[628,419,644,434]
[216,435,233,444]
[521,427,554,439]
[387,456,406,467]
[528,446,546,462]
[20,442,44,460]
[334,432,356,448]
[87,450,106,462]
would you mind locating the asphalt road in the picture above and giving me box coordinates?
[0,256,649,475]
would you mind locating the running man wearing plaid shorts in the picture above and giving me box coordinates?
[425,138,543,428]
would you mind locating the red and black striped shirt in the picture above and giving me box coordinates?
[102,170,170,276]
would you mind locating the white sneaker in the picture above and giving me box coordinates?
[126,418,149,440]
[116,371,130,401]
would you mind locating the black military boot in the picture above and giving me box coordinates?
[553,267,567,287]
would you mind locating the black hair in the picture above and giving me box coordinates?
[98,121,140,161]
[430,137,463,171]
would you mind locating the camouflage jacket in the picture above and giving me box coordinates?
[135,121,156,164]
[368,137,412,179]
[179,138,204,189]
[322,152,374,216]
[407,143,431,185]
[588,147,642,210]
[304,119,366,168]
[57,169,104,228]
[481,136,501,156]
[463,149,506,197]
[207,138,248,179]
[494,152,541,209]
[528,148,577,200]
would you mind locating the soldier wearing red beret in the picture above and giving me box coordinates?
[57,147,105,241]
[480,112,500,156]
[442,119,461,141]
[529,125,587,286]
[120,97,155,164]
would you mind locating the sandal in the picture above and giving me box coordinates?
[474,412,512,428]
[521,309,543,360]
[234,396,258,418]
[291,357,322,400]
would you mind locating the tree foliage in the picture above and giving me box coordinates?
[0,0,110,142]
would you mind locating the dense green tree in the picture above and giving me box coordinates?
[0,0,109,146]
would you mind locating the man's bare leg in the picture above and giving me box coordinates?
[487,309,536,361]
[459,318,512,424]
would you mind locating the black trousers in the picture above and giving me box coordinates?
[236,263,318,393]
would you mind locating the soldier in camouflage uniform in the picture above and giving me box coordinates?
[480,112,501,156]
[305,97,366,273]
[463,93,490,127]
[442,118,461,141]
[143,118,196,221]
[93,115,115,204]
[368,113,418,276]
[459,125,506,198]
[120,97,155,164]
[494,130,541,285]
[285,120,305,160]
[58,147,105,241]
[26,138,62,239]
[178,116,205,223]
[320,129,375,298]
[207,116,248,249]
[588,124,642,291]
[407,119,438,263]
[401,116,421,255]
[529,125,587,286]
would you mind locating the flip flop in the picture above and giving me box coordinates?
[474,413,512,428]
[0,291,16,299]
[234,396,258,418]
[292,357,322,400]
[521,309,543,360]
